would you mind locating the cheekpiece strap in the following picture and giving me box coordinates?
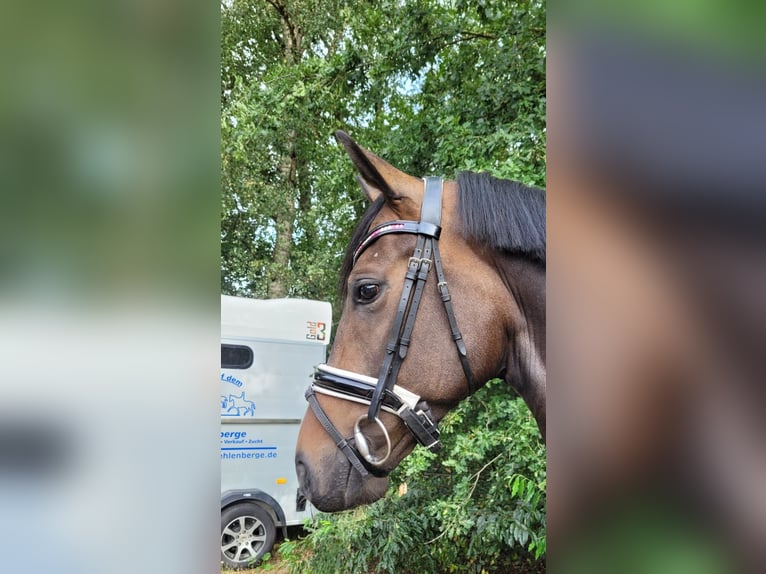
[420,177,443,226]
[367,177,445,421]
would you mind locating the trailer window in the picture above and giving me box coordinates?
[221,344,253,369]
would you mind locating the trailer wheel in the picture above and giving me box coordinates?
[220,503,277,569]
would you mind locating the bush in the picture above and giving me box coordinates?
[282,379,546,574]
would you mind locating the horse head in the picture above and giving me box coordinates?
[295,131,545,512]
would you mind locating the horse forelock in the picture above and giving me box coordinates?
[339,195,387,301]
[457,172,546,264]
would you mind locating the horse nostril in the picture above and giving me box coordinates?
[295,455,308,488]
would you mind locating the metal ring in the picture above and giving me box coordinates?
[353,414,392,467]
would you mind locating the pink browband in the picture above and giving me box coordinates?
[352,222,407,263]
[352,220,439,265]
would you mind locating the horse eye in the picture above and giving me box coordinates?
[356,283,381,302]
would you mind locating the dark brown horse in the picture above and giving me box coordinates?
[295,131,545,512]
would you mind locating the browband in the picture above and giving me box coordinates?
[353,221,441,265]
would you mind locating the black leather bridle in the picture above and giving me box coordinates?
[305,177,475,478]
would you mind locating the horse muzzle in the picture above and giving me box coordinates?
[295,448,389,512]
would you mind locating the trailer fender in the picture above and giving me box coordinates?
[220,489,288,540]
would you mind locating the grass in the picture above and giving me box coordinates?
[221,526,306,574]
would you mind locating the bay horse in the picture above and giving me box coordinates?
[295,131,545,512]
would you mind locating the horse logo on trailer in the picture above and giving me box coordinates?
[221,392,256,417]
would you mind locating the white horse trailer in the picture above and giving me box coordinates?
[220,295,330,569]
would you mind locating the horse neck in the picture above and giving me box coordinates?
[495,254,547,439]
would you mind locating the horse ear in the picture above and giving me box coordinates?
[334,130,422,217]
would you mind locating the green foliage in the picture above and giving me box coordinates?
[364,0,547,187]
[281,380,546,574]
[221,0,546,306]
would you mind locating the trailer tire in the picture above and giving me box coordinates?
[220,502,277,569]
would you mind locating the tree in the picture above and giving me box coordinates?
[221,0,363,300]
[221,0,545,303]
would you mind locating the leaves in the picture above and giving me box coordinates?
[288,381,547,573]
[221,0,545,305]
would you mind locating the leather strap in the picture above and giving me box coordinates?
[432,240,475,394]
[353,221,440,265]
[368,180,443,420]
[369,232,426,420]
[420,177,443,225]
[305,387,389,478]
[398,403,441,451]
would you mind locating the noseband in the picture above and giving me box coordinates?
[305,177,475,478]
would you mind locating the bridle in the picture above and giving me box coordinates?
[305,177,475,478]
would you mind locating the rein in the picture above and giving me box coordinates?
[305,177,475,478]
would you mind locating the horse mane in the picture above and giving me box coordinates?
[457,171,546,264]
[339,173,545,299]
